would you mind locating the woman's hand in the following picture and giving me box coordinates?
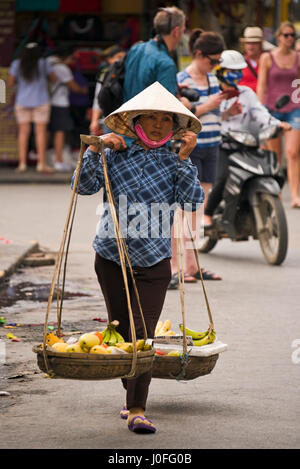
[222,99,242,120]
[228,99,242,116]
[205,93,224,112]
[279,121,292,132]
[178,131,197,160]
[88,133,127,153]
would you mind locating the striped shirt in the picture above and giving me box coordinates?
[177,70,221,148]
[72,143,204,267]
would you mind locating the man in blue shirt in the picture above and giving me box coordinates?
[123,6,186,102]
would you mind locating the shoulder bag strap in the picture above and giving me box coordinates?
[245,58,258,79]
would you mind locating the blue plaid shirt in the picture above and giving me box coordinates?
[72,143,204,267]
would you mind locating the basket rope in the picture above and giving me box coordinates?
[42,136,150,379]
[42,141,86,375]
[172,209,215,380]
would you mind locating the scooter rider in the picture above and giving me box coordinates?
[204,50,291,231]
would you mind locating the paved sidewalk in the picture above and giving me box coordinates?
[0,240,39,284]
[0,168,73,185]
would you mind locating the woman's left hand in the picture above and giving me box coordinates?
[178,131,197,160]
[279,121,292,131]
[88,133,127,153]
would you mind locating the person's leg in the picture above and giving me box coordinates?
[266,135,283,166]
[184,151,204,277]
[53,130,65,165]
[33,103,53,172]
[284,128,300,207]
[187,146,221,279]
[16,122,31,170]
[204,148,230,225]
[126,259,171,429]
[94,254,131,418]
[34,122,54,172]
[184,209,201,277]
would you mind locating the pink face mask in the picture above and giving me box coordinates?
[135,124,173,149]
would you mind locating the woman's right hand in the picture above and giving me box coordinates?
[205,93,224,111]
[227,99,243,117]
[88,133,127,153]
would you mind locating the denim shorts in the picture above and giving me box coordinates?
[189,145,219,184]
[268,108,300,130]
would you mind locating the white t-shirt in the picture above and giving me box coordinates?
[47,56,73,107]
[221,85,280,134]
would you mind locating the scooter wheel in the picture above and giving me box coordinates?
[198,236,218,253]
[256,193,288,265]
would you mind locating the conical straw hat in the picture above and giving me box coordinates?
[104,81,202,140]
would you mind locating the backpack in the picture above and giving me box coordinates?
[97,55,126,117]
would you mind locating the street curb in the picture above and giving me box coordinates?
[0,169,73,185]
[0,240,39,284]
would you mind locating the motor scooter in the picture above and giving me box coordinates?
[201,99,290,266]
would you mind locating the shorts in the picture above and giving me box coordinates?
[268,108,300,130]
[48,106,74,132]
[189,145,219,184]
[14,102,50,124]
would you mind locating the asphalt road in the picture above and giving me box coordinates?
[0,182,299,450]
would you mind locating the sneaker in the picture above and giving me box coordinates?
[167,273,179,290]
[54,162,73,172]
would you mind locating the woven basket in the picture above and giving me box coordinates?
[152,353,219,381]
[33,345,155,380]
[35,138,153,381]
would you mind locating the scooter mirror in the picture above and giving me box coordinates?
[275,94,290,110]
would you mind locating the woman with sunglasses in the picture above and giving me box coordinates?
[257,21,300,208]
[168,29,225,285]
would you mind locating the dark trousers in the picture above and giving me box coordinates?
[94,254,171,410]
[205,148,231,216]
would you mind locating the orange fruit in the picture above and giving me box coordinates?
[92,331,103,344]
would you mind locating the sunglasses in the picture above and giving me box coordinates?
[281,33,296,38]
[204,54,222,66]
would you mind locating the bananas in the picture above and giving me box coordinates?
[155,321,163,337]
[116,342,133,353]
[193,329,216,346]
[179,324,216,346]
[179,324,208,340]
[102,320,125,346]
[101,321,148,352]
[154,319,176,337]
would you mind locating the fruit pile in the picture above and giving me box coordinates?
[154,320,176,337]
[45,320,152,355]
[153,320,216,356]
[154,319,216,346]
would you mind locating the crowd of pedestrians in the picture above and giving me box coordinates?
[7,7,300,250]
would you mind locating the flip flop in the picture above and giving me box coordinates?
[194,268,222,281]
[184,273,197,283]
[120,407,129,420]
[128,416,156,434]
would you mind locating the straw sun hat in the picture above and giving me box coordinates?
[240,26,275,51]
[104,81,202,140]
